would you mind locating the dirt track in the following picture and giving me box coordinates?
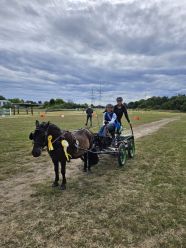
[0,117,180,217]
[128,117,179,139]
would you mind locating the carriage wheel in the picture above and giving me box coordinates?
[128,139,135,159]
[118,143,127,167]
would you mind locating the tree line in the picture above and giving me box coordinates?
[127,95,186,112]
[0,96,39,104]
[43,98,88,110]
[0,96,88,109]
[1,95,186,112]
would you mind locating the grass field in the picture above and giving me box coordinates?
[0,110,179,180]
[0,110,186,247]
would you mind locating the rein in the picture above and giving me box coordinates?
[51,135,62,144]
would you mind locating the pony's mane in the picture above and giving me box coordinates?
[40,122,61,133]
[49,123,61,132]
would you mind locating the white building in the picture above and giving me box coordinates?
[0,100,11,107]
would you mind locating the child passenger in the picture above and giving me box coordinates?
[99,104,120,137]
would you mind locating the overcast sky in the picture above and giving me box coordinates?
[0,0,186,104]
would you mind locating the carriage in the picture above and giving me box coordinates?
[90,123,135,167]
[30,120,135,190]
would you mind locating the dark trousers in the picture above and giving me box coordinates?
[86,115,92,126]
[117,118,122,125]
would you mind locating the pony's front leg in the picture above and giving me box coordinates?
[60,160,67,190]
[52,161,59,187]
[84,152,91,173]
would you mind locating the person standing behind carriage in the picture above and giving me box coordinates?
[114,97,130,125]
[85,106,94,127]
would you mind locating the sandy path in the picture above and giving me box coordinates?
[125,117,179,139]
[0,117,180,215]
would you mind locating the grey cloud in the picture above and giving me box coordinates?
[0,0,186,104]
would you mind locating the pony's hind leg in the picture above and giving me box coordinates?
[83,153,88,172]
[87,152,92,173]
[52,161,59,187]
[60,161,67,190]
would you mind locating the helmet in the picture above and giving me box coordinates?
[106,104,113,108]
[116,97,123,102]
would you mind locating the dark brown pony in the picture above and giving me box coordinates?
[29,121,99,190]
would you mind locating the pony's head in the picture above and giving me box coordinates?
[29,120,50,157]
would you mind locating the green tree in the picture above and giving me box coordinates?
[9,98,24,103]
[0,95,6,100]
[181,102,186,112]
[128,95,186,112]
[55,98,65,105]
[49,99,55,105]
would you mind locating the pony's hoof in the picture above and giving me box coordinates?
[52,181,59,187]
[87,170,92,175]
[60,184,66,190]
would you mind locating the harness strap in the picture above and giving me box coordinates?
[47,129,94,160]
[47,131,78,161]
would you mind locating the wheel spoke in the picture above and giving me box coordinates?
[118,144,127,166]
[128,140,135,158]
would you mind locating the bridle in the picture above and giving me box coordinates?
[32,125,50,148]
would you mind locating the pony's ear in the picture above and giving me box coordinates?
[35,120,40,127]
[29,132,34,140]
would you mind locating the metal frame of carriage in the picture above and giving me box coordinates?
[90,123,135,167]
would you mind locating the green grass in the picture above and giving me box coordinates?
[0,110,185,247]
[0,108,181,183]
[0,110,180,180]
